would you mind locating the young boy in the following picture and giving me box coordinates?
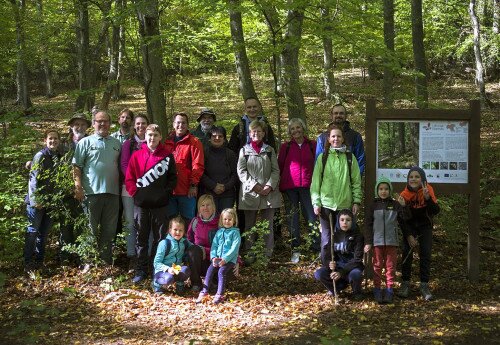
[364,176,408,304]
[125,124,177,284]
[153,216,192,294]
[314,209,364,301]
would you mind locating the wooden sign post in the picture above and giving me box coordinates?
[364,99,481,280]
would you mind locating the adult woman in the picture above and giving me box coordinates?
[120,114,149,269]
[278,118,318,263]
[237,120,282,260]
[200,126,238,214]
[310,123,362,267]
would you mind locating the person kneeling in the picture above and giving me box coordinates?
[314,209,364,301]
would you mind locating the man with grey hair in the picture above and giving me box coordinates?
[72,111,121,264]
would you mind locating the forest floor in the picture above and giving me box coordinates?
[0,71,499,344]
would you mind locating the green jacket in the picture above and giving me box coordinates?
[310,148,362,211]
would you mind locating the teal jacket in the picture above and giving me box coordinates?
[310,147,362,211]
[153,234,192,274]
[210,227,241,264]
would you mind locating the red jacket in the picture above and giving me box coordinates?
[278,137,316,191]
[164,131,204,196]
[125,142,177,208]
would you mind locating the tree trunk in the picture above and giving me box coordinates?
[469,0,488,107]
[228,0,257,100]
[320,6,335,101]
[10,0,32,111]
[411,0,428,109]
[397,123,405,156]
[36,0,55,98]
[75,0,94,111]
[114,0,126,100]
[134,0,168,133]
[494,0,499,34]
[281,6,306,121]
[382,0,395,107]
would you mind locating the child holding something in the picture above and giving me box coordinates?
[196,208,241,304]
[364,176,409,304]
[398,167,440,301]
[153,216,192,294]
[314,209,364,301]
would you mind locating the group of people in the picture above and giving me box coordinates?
[24,99,440,304]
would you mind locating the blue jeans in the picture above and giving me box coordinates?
[167,195,196,222]
[202,262,235,295]
[314,266,363,295]
[284,188,319,251]
[25,205,53,266]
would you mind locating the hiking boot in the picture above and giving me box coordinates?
[383,288,394,304]
[398,281,410,298]
[153,286,164,294]
[420,282,433,301]
[291,252,301,264]
[351,293,363,301]
[213,294,224,304]
[132,272,146,284]
[195,291,208,303]
[373,287,383,304]
[128,256,137,274]
[176,282,185,294]
[191,285,201,292]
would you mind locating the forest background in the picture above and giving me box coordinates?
[0,0,499,344]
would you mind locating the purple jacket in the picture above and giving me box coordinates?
[278,137,316,191]
[121,138,144,176]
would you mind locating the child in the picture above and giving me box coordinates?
[153,216,192,294]
[196,208,241,304]
[314,209,364,301]
[187,194,220,291]
[398,167,440,301]
[24,130,62,271]
[364,176,408,304]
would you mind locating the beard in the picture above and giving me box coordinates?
[201,123,213,132]
[72,128,86,141]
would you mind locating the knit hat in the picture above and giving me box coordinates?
[407,166,427,191]
[68,112,91,127]
[374,176,393,197]
[196,108,216,123]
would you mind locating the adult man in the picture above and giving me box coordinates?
[165,112,204,223]
[111,108,133,144]
[191,108,216,149]
[315,104,366,175]
[72,111,121,264]
[228,97,277,154]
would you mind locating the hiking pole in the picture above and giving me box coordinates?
[329,212,339,305]
[401,235,420,266]
[363,251,368,291]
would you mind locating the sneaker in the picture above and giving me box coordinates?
[80,263,92,274]
[291,252,301,264]
[398,281,410,298]
[153,286,164,294]
[191,285,201,292]
[132,272,146,284]
[128,256,137,274]
[373,287,383,303]
[420,282,433,301]
[383,288,394,304]
[213,294,224,304]
[195,291,208,303]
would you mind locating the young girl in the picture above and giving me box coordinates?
[196,208,241,304]
[398,167,440,301]
[310,123,362,267]
[364,176,408,304]
[153,216,192,294]
[24,130,62,271]
[187,194,220,291]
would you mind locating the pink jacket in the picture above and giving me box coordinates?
[278,137,316,191]
[187,214,220,259]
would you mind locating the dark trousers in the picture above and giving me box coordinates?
[202,262,235,295]
[314,266,363,295]
[154,266,191,286]
[319,208,339,266]
[186,245,210,286]
[134,205,168,275]
[59,197,83,262]
[284,188,319,251]
[401,225,432,283]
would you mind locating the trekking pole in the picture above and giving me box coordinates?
[401,235,420,266]
[363,252,368,291]
[329,213,339,305]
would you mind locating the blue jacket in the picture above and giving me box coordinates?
[153,234,192,274]
[315,121,365,175]
[210,227,241,264]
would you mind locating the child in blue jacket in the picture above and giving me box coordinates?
[196,208,241,304]
[153,216,192,294]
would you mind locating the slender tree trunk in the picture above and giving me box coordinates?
[134,0,168,133]
[36,0,55,98]
[469,0,488,107]
[114,0,126,99]
[494,0,499,34]
[101,0,121,111]
[228,0,257,100]
[10,0,32,111]
[281,6,306,121]
[411,0,428,109]
[383,0,395,107]
[320,6,335,101]
[75,0,94,111]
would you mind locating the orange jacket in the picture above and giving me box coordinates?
[165,131,204,196]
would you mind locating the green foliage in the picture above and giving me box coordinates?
[320,325,352,345]
[243,219,271,271]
